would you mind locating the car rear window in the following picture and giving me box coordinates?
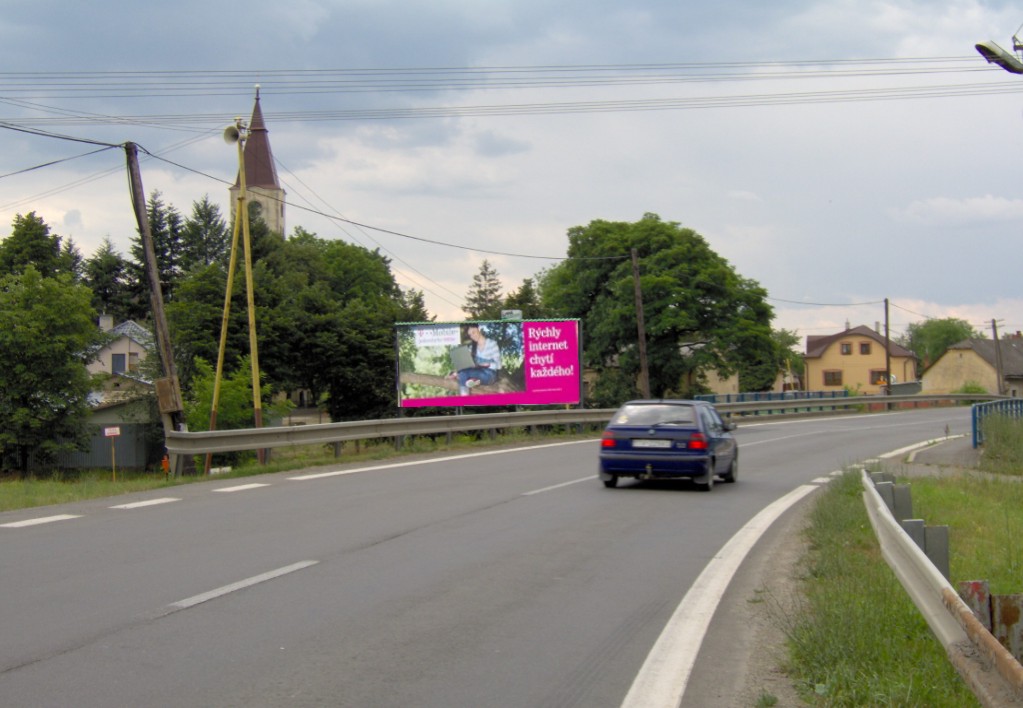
[612,404,696,426]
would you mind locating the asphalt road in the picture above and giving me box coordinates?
[0,407,972,707]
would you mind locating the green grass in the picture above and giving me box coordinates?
[780,470,981,706]
[979,414,1023,476]
[0,426,596,512]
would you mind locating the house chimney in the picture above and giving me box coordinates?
[99,314,114,332]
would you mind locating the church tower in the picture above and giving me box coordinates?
[229,87,286,236]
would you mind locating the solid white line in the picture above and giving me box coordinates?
[169,560,319,610]
[522,476,595,496]
[110,497,181,509]
[620,484,820,708]
[1,514,81,528]
[288,438,597,481]
[213,483,270,493]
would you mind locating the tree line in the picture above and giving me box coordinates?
[1,201,825,474]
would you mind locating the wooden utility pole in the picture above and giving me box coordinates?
[124,142,186,476]
[993,319,1005,395]
[631,248,651,399]
[884,298,892,394]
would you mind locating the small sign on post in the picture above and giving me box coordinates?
[104,427,121,481]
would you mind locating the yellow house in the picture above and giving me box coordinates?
[921,337,1023,396]
[804,325,916,394]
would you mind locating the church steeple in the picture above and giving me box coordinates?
[230,86,286,236]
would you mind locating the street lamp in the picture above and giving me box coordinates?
[976,29,1023,74]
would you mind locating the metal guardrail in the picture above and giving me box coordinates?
[861,470,1023,706]
[164,393,1001,457]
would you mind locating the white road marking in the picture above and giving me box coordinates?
[288,438,597,481]
[169,560,319,610]
[1,514,81,528]
[522,476,595,495]
[620,483,820,708]
[110,497,181,509]
[213,483,270,493]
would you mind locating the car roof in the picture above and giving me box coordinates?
[619,399,706,406]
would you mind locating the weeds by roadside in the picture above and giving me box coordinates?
[777,470,980,706]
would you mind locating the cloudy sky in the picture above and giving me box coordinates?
[2,0,1022,348]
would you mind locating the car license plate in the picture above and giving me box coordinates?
[632,439,671,448]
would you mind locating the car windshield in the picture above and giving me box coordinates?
[611,404,696,427]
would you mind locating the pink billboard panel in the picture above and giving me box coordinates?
[396,319,581,408]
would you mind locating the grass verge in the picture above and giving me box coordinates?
[779,470,981,706]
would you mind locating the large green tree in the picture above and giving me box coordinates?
[463,259,504,319]
[167,224,419,421]
[83,237,133,321]
[900,317,981,370]
[541,213,776,405]
[180,195,230,273]
[127,191,185,315]
[0,212,75,279]
[0,266,104,474]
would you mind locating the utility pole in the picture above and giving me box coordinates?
[884,298,891,395]
[124,142,186,476]
[631,248,651,398]
[992,319,1005,395]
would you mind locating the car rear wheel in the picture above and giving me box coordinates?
[603,475,618,488]
[721,457,738,483]
[695,463,715,492]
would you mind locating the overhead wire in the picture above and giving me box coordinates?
[0,55,1019,316]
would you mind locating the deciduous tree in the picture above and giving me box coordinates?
[0,267,103,474]
[900,318,981,370]
[541,213,775,404]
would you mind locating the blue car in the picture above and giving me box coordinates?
[598,399,738,490]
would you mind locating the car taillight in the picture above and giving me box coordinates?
[688,432,708,450]
[601,435,617,448]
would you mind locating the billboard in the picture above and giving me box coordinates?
[396,319,581,408]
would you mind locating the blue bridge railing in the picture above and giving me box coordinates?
[971,399,1023,448]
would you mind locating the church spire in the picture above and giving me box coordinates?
[230,86,286,236]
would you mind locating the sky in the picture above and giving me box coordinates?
[1,0,1023,350]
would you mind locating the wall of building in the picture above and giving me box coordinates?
[921,350,998,394]
[805,333,915,393]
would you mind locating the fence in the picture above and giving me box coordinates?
[972,399,1023,448]
[37,423,161,472]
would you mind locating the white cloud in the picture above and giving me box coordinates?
[889,195,1023,225]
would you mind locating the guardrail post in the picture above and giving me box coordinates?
[959,580,992,630]
[994,595,1023,662]
[902,518,925,549]
[925,525,950,580]
[892,484,913,521]
[874,481,895,512]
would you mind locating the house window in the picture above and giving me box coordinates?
[840,343,852,355]
[111,353,126,374]
[871,370,888,385]
[824,370,843,386]
[860,342,871,355]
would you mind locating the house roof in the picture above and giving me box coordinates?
[805,324,915,359]
[109,320,154,350]
[943,338,1023,378]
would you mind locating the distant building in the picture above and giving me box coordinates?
[88,315,153,378]
[803,324,916,393]
[86,315,154,408]
[229,87,286,236]
[922,336,1023,397]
